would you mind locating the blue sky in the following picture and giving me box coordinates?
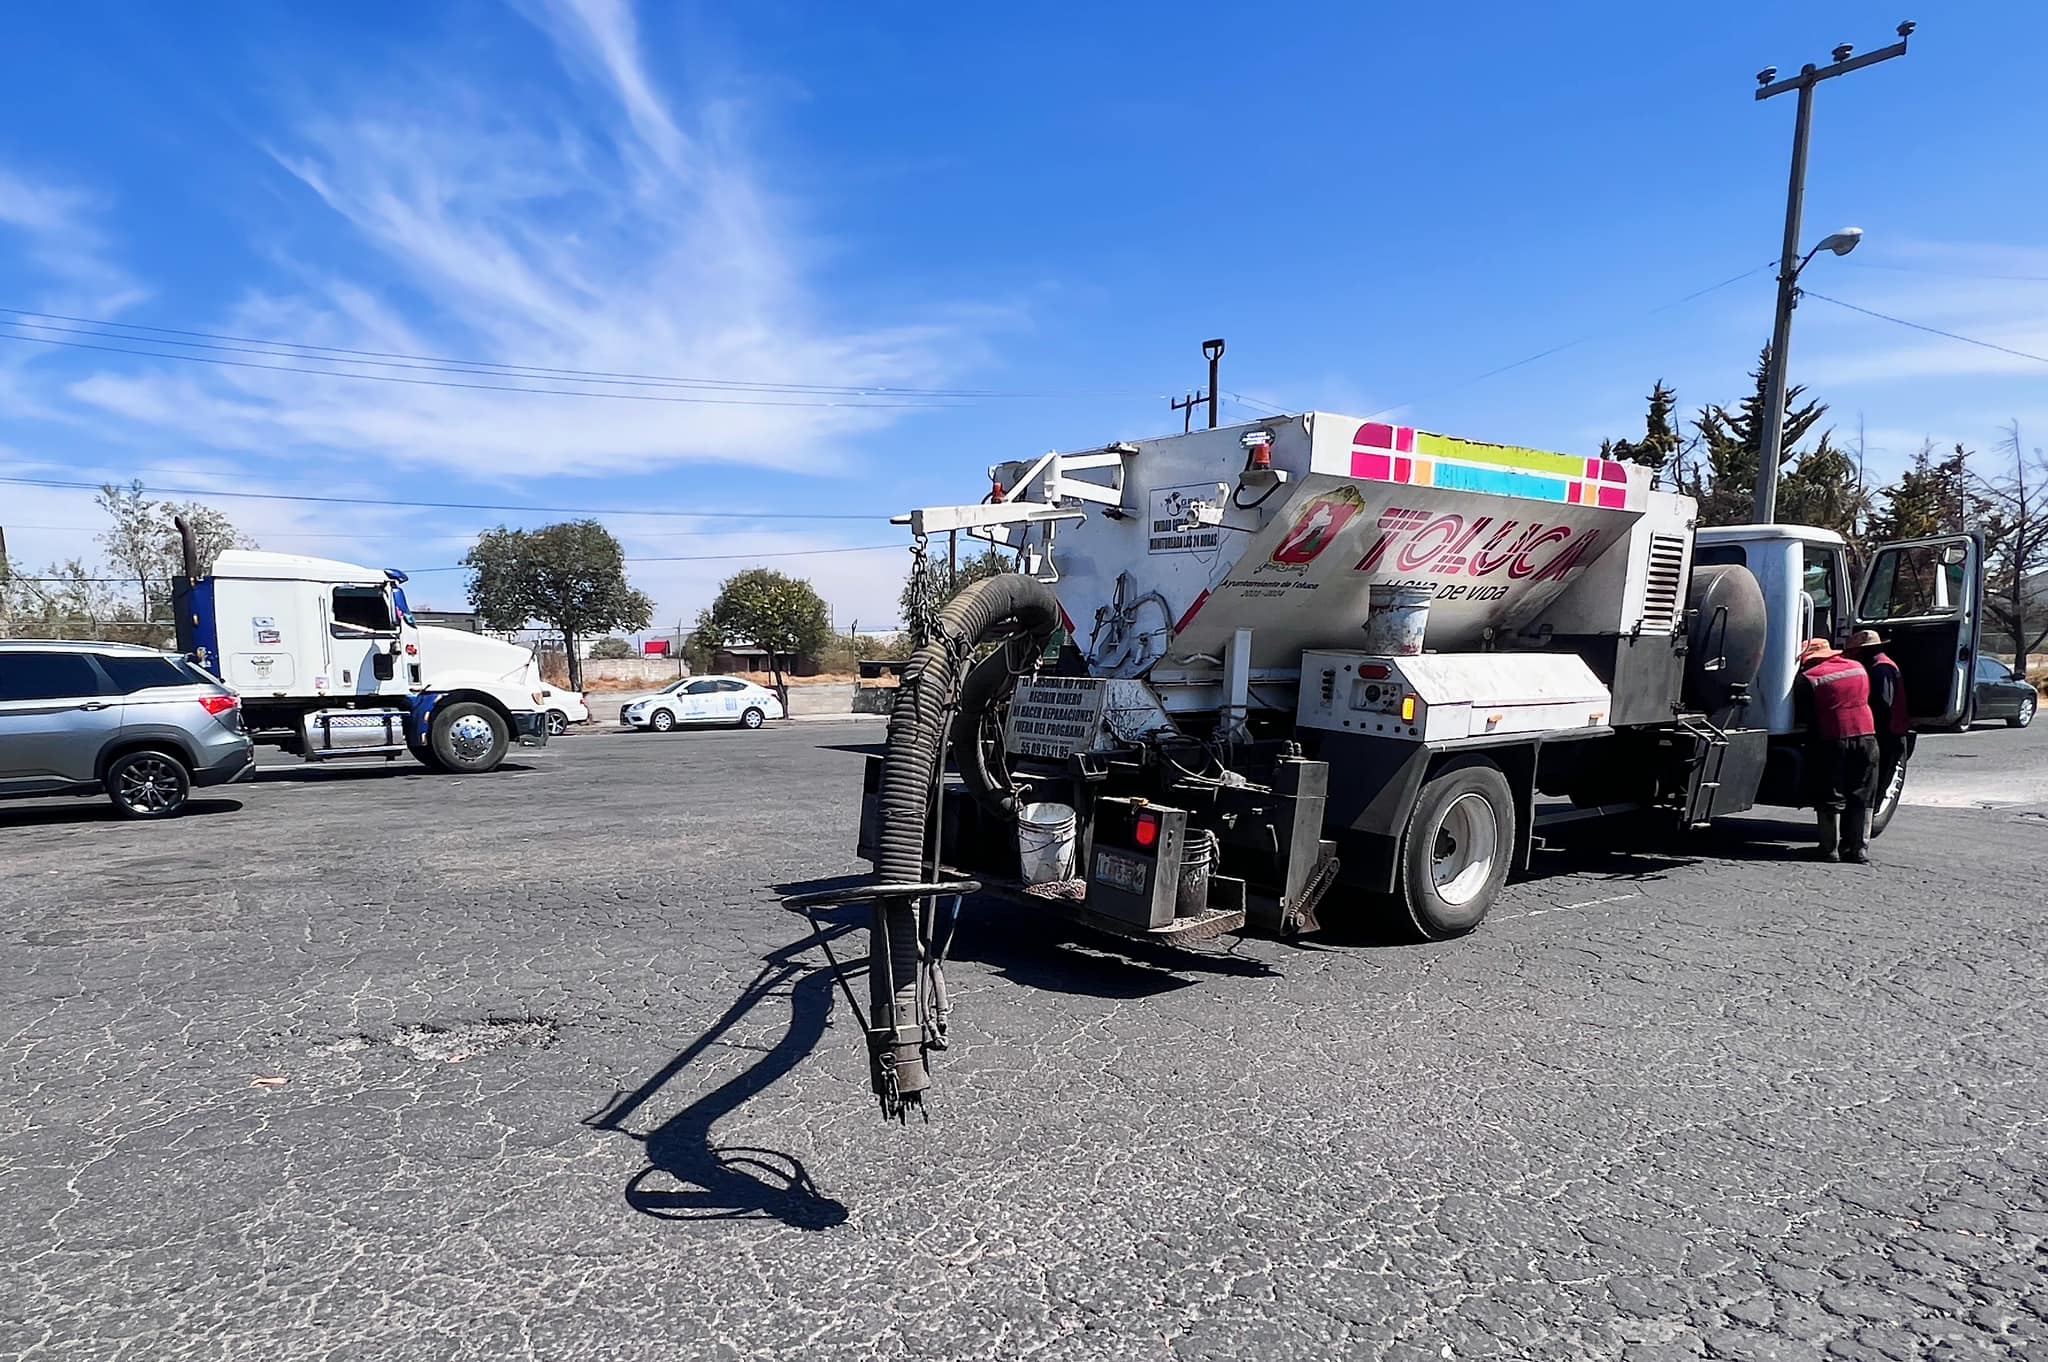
[3,2,2044,631]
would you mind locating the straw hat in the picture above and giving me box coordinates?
[1797,637,1841,665]
[1846,629,1885,651]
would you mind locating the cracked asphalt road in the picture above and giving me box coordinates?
[2,720,2043,1361]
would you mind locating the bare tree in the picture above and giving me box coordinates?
[1976,421,2048,674]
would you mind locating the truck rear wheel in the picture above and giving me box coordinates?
[429,701,508,774]
[1398,759,1514,940]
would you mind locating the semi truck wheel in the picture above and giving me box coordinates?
[429,701,509,773]
[1398,759,1515,940]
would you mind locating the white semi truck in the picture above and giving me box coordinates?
[171,526,548,773]
[821,411,1984,1114]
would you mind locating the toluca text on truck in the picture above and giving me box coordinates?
[794,411,1982,1118]
[170,518,549,773]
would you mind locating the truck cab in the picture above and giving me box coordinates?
[174,545,548,773]
[1695,525,1983,736]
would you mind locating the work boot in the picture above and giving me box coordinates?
[1814,811,1840,862]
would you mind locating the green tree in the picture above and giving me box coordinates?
[696,568,832,709]
[94,481,254,626]
[1,558,151,643]
[1867,441,1978,542]
[1686,344,1829,527]
[463,520,653,691]
[1777,434,1872,558]
[1606,381,1685,478]
[589,636,635,660]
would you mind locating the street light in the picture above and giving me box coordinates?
[1751,23,1912,525]
[1811,227,1864,261]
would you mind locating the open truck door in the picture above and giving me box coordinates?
[1854,532,1983,729]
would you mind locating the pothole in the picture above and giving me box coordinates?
[315,1017,559,1063]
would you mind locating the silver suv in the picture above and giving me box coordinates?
[0,641,256,818]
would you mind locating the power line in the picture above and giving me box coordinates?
[9,541,909,582]
[0,326,990,409]
[402,543,906,573]
[1222,389,1291,417]
[1359,260,1777,421]
[0,305,1169,401]
[0,474,895,521]
[0,521,845,543]
[1801,290,2048,367]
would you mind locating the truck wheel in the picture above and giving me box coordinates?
[406,735,445,771]
[1869,758,1908,838]
[106,749,192,819]
[430,701,509,773]
[1398,759,1514,940]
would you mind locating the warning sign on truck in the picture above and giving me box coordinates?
[1148,483,1222,555]
[1004,676,1109,758]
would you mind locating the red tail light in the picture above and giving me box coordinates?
[198,694,239,716]
[1358,663,1391,680]
[1134,810,1160,849]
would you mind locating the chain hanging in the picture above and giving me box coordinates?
[904,533,948,650]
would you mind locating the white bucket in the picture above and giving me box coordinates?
[1016,801,1078,884]
[1363,584,1433,656]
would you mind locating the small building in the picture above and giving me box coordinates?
[713,641,819,677]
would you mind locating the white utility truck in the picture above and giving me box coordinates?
[172,530,548,773]
[828,411,1984,1113]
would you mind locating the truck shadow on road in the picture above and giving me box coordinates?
[253,762,538,783]
[583,906,858,1232]
[583,874,1279,1231]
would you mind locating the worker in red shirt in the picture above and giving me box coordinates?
[1846,628,1910,811]
[1792,637,1879,863]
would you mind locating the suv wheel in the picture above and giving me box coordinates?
[106,749,192,819]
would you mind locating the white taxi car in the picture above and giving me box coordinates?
[537,686,590,736]
[620,676,786,732]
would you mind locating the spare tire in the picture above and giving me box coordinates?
[1683,563,1768,723]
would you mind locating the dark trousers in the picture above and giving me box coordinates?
[1812,735,1880,850]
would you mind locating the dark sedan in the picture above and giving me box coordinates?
[1973,657,2038,728]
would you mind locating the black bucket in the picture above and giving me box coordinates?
[1175,829,1218,917]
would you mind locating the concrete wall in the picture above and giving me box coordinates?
[578,657,690,685]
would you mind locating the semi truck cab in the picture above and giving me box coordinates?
[173,540,548,774]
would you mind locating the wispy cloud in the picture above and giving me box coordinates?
[47,0,988,481]
[0,166,148,318]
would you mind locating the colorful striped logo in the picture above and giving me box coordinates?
[1349,423,1630,509]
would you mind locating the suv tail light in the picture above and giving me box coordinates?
[198,694,239,717]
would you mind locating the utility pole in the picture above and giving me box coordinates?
[1752,21,1912,524]
[0,525,10,638]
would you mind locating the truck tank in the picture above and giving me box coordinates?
[997,413,1661,690]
